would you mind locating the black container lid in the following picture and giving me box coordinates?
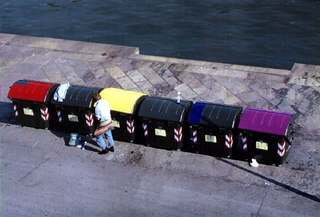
[51,85,103,108]
[138,97,193,123]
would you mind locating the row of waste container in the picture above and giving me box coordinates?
[7,80,295,166]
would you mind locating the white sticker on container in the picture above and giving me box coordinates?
[155,129,166,137]
[23,108,34,116]
[113,120,120,128]
[205,135,217,143]
[256,141,268,150]
[68,114,79,122]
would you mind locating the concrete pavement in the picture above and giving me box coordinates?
[1,125,319,217]
[0,33,319,216]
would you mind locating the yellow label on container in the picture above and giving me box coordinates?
[113,120,120,128]
[256,141,268,150]
[23,108,34,116]
[68,114,79,122]
[205,135,217,143]
[155,129,166,137]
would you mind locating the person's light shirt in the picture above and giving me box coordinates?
[95,100,111,121]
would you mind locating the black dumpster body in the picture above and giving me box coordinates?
[7,80,59,129]
[238,108,295,165]
[51,85,103,135]
[138,97,193,150]
[187,102,243,157]
[99,88,147,143]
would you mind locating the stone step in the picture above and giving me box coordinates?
[129,53,291,78]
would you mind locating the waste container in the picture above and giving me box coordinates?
[99,88,147,143]
[238,108,295,165]
[187,102,243,157]
[7,80,59,129]
[51,85,103,135]
[138,96,193,150]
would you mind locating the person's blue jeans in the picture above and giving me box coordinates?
[96,118,115,150]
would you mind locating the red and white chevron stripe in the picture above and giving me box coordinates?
[126,120,135,134]
[192,130,198,144]
[242,136,247,151]
[40,107,49,121]
[13,104,19,117]
[174,127,183,142]
[142,123,148,137]
[277,142,286,157]
[56,110,62,123]
[85,113,93,127]
[225,134,233,148]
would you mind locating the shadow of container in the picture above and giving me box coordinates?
[0,101,17,125]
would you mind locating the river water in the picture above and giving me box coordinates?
[1,0,319,69]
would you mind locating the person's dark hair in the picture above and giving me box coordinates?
[92,92,101,101]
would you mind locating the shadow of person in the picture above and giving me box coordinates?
[49,129,100,153]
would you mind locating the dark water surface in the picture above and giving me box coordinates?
[1,0,319,69]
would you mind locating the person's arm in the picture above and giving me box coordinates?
[106,101,111,120]
[95,104,101,121]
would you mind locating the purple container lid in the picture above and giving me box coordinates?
[238,108,295,136]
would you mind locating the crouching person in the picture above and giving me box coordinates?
[92,92,115,155]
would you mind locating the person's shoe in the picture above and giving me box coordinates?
[98,148,109,155]
[108,147,115,152]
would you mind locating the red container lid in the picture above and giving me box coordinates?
[7,80,57,102]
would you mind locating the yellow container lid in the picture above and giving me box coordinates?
[99,88,146,114]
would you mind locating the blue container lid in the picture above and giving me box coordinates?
[188,102,242,128]
[188,101,207,124]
